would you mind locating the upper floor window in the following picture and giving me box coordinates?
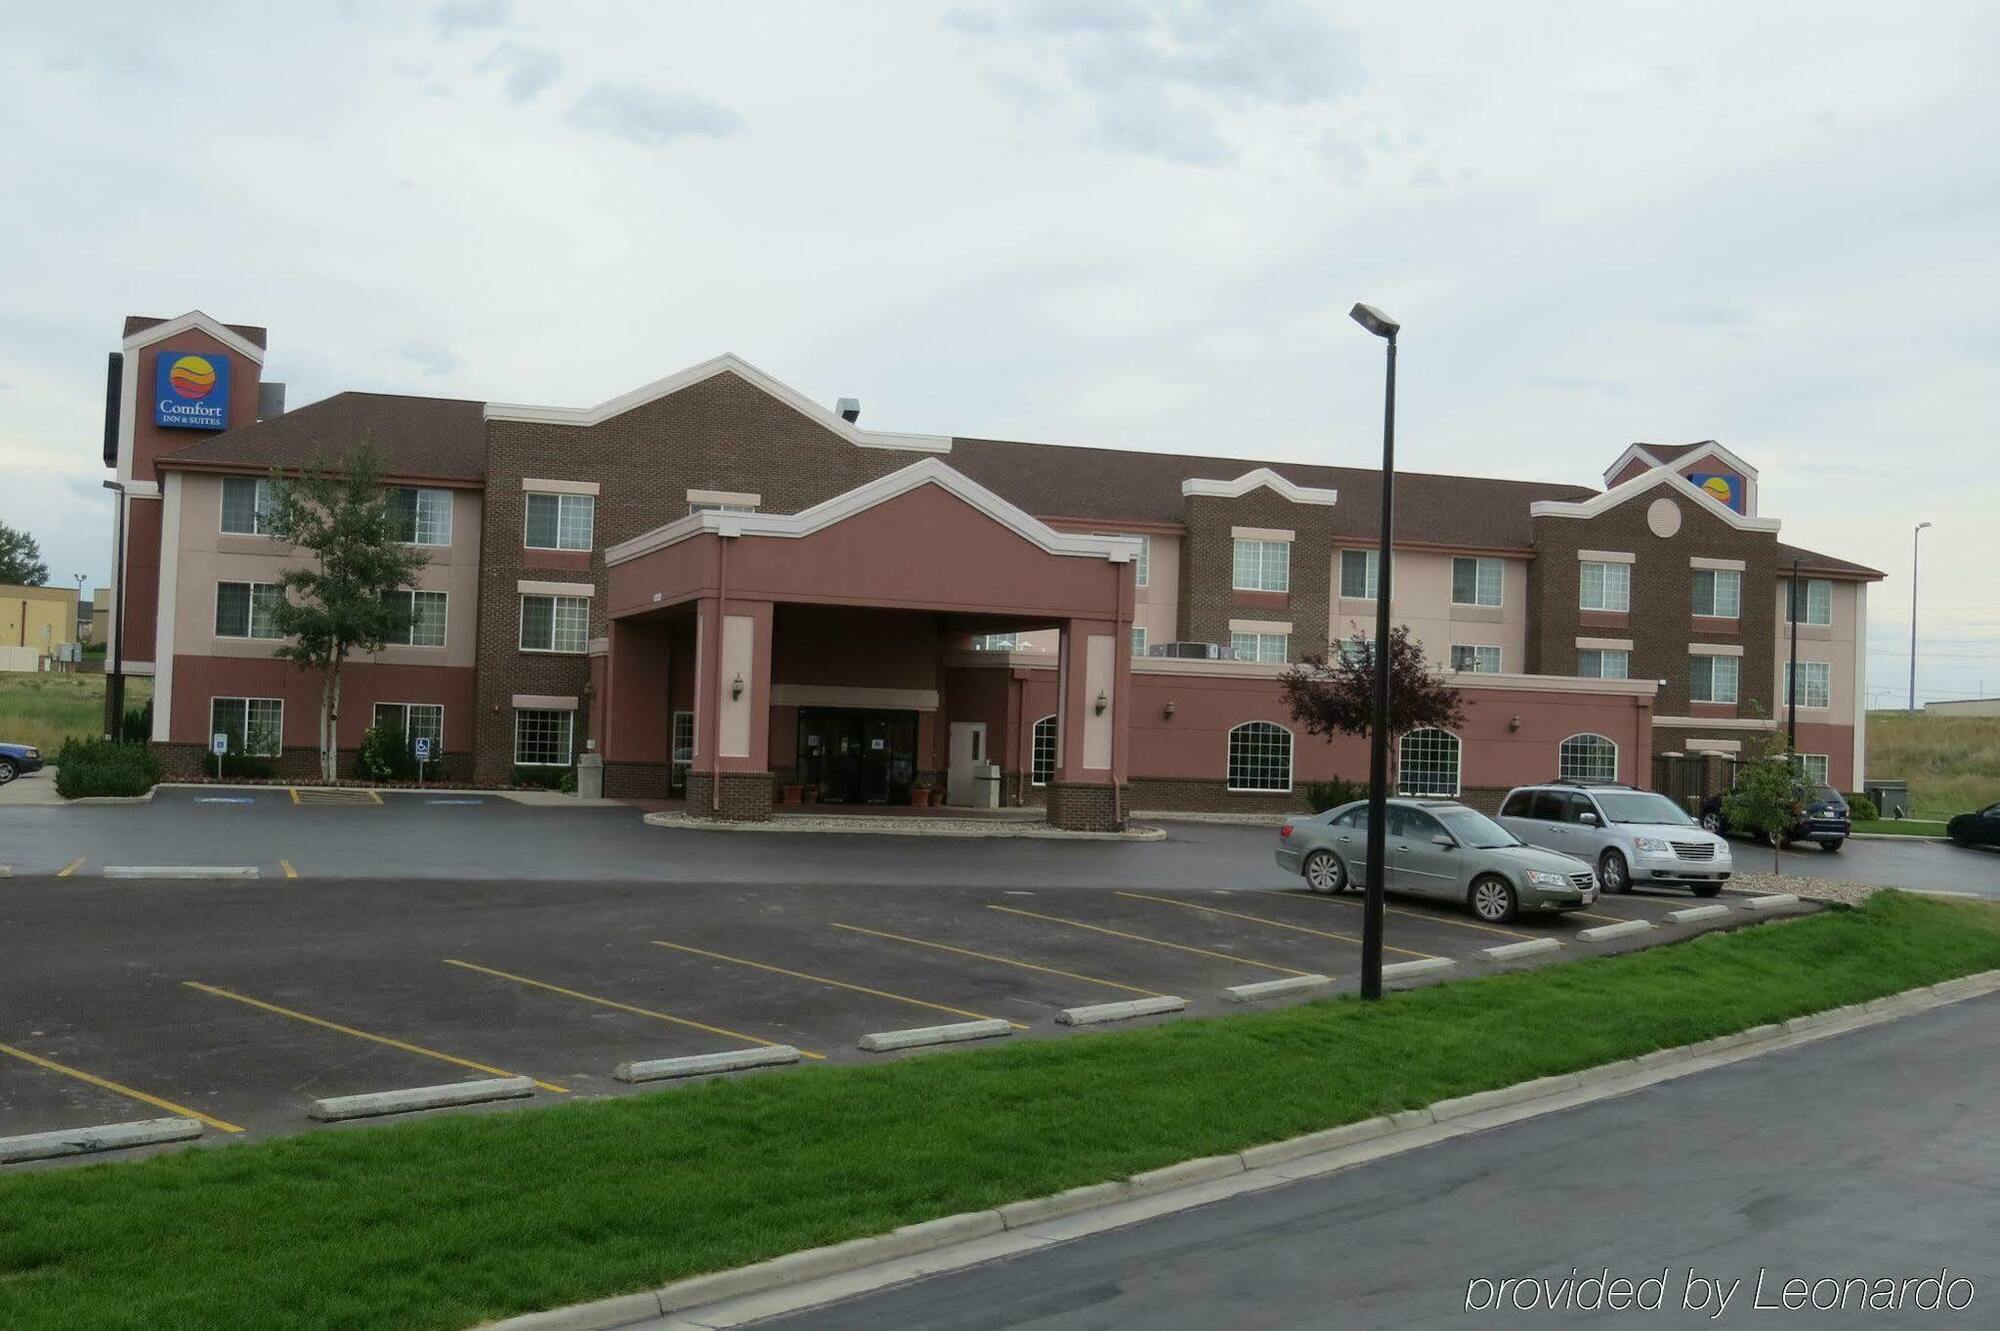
[1339,548,1380,600]
[1337,636,1370,666]
[1577,648,1630,679]
[1451,556,1503,607]
[1786,578,1833,626]
[1690,654,1740,704]
[216,581,283,640]
[1785,661,1831,709]
[220,476,273,535]
[388,487,453,547]
[526,492,595,551]
[1131,626,1148,656]
[1233,539,1290,592]
[384,589,448,648]
[1231,631,1289,664]
[1798,754,1830,785]
[1692,568,1742,618]
[1579,561,1631,613]
[688,501,756,515]
[520,594,589,653]
[1449,645,1501,674]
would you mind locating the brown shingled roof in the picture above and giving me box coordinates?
[947,436,1597,549]
[156,391,486,484]
[123,314,269,349]
[1776,542,1884,581]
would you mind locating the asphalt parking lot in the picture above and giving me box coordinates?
[2,826,1803,1163]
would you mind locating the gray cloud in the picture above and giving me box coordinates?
[433,0,508,36]
[567,83,741,145]
[399,342,461,378]
[479,43,561,102]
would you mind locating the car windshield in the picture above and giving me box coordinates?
[1593,791,1695,826]
[1813,785,1842,804]
[1436,808,1520,849]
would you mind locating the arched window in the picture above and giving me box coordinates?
[1030,715,1057,786]
[1559,733,1619,783]
[1227,721,1293,792]
[1398,728,1461,797]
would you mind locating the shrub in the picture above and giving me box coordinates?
[1303,776,1366,813]
[1845,792,1879,822]
[512,765,569,790]
[354,722,417,782]
[54,739,160,799]
[120,700,151,743]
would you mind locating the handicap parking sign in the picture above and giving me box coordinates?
[414,737,432,761]
[212,733,229,756]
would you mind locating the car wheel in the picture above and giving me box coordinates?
[1951,834,1973,849]
[1690,882,1723,898]
[0,758,17,786]
[1304,849,1347,894]
[1598,849,1630,894]
[1821,839,1843,853]
[1469,875,1518,924]
[1700,811,1725,836]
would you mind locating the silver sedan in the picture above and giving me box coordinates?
[1273,798,1599,924]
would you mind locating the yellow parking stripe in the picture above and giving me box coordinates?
[831,923,1164,998]
[182,981,567,1093]
[985,905,1310,977]
[288,787,301,805]
[1268,888,1536,941]
[1117,891,1438,960]
[0,1040,244,1134]
[56,857,85,878]
[279,859,298,880]
[443,959,825,1060]
[652,941,1027,1030]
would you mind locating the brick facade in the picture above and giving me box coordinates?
[1178,490,1346,659]
[1045,781,1127,831]
[1123,776,1310,814]
[685,770,775,821]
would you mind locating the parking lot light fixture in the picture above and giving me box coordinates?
[1349,302,1400,1002]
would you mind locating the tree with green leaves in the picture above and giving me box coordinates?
[265,443,431,781]
[0,519,49,586]
[1722,755,1804,876]
[1278,624,1466,782]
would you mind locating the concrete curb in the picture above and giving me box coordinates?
[1742,893,1801,911]
[1221,975,1331,1003]
[102,865,259,880]
[642,811,1167,842]
[1480,936,1561,961]
[1381,957,1456,980]
[308,1077,535,1122]
[0,1116,202,1164]
[1134,810,1293,827]
[857,1020,1011,1052]
[150,781,623,808]
[477,967,2000,1331]
[1668,904,1733,923]
[1057,996,1188,1024]
[1577,917,1654,941]
[70,789,157,805]
[615,1047,801,1083]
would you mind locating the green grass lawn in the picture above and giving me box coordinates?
[0,672,150,755]
[1866,710,2000,818]
[1851,818,1950,837]
[3,892,1997,1331]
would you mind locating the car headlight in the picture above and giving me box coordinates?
[1525,869,1570,887]
[1632,836,1672,854]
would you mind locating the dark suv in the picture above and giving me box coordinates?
[1700,780,1849,852]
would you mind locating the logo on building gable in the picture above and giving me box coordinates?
[155,350,231,430]
[1688,471,1744,513]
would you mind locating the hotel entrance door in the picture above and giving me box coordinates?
[797,709,918,804]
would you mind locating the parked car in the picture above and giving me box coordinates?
[0,740,46,785]
[1947,803,2000,849]
[1699,780,1849,851]
[1498,781,1732,895]
[1274,797,1598,924]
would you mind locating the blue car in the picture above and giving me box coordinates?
[0,740,45,785]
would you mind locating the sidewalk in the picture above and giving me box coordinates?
[0,768,64,807]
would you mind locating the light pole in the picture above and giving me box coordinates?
[1910,522,1931,711]
[1349,301,1399,1002]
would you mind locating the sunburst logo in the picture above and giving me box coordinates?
[167,355,217,399]
[1701,475,1734,505]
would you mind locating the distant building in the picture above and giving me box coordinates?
[1924,698,2000,717]
[0,583,79,671]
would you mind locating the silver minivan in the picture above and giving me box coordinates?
[1497,782,1732,895]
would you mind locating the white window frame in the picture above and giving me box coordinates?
[1397,727,1461,797]
[1449,644,1502,674]
[1577,648,1630,679]
[1786,578,1834,627]
[1580,561,1631,612]
[1130,626,1147,656]
[524,491,596,551]
[1030,714,1058,787]
[519,594,590,654]
[1337,636,1370,666]
[1230,631,1289,664]
[1226,721,1293,793]
[384,588,448,648]
[1690,653,1740,704]
[373,701,444,753]
[1339,548,1380,601]
[1692,568,1742,619]
[512,708,575,766]
[1785,660,1831,709]
[215,581,284,640]
[1451,556,1503,607]
[671,710,695,775]
[1232,539,1290,592]
[1558,733,1619,783]
[1798,753,1830,785]
[970,632,1019,652]
[388,486,453,547]
[219,476,274,535]
[210,696,284,757]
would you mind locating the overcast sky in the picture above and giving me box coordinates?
[3,1,1995,703]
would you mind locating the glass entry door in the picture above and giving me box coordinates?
[798,709,917,804]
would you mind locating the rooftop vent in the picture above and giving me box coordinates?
[1148,642,1224,660]
[258,382,287,421]
[835,397,861,423]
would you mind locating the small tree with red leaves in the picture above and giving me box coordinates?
[1278,625,1465,754]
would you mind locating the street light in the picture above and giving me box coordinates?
[1349,301,1400,1001]
[1910,521,1932,712]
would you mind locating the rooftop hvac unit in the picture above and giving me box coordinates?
[1147,641,1223,660]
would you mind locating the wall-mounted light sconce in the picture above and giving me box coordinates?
[730,673,745,700]
[1164,700,1178,719]
[1094,690,1109,715]
[1509,714,1521,732]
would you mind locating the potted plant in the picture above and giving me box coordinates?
[780,782,804,805]
[912,774,936,807]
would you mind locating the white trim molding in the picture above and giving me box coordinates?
[150,472,184,744]
[122,310,267,365]
[516,580,597,597]
[511,694,579,711]
[1690,556,1747,571]
[1228,618,1294,634]
[1577,549,1636,564]
[1688,642,1745,657]
[1652,714,1777,730]
[1575,636,1635,651]
[522,478,600,496]
[1184,468,1339,507]
[1230,526,1296,543]
[687,488,761,508]
[1535,466,1782,534]
[1681,737,1744,754]
[1603,441,1761,490]
[1446,672,1659,698]
[606,458,1143,568]
[484,352,951,453]
[587,637,611,657]
[120,480,162,500]
[769,684,941,712]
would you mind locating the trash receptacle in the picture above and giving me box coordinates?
[1864,779,1909,819]
[972,762,1003,810]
